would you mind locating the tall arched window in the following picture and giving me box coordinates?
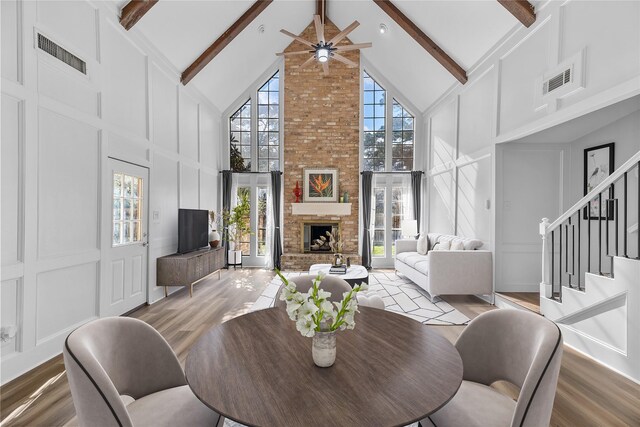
[362,70,416,267]
[230,100,251,172]
[257,73,280,172]
[229,71,280,172]
[227,70,281,265]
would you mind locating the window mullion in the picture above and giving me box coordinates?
[251,94,258,172]
[386,178,393,261]
[385,91,393,171]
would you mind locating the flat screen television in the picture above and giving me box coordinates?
[178,209,209,254]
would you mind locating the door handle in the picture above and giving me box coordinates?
[142,242,148,247]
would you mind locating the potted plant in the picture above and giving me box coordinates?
[223,189,252,252]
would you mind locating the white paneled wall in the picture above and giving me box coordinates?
[427,68,495,249]
[0,0,222,384]
[424,0,639,293]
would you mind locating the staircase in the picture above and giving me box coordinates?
[539,151,640,382]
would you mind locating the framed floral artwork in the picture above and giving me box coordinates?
[583,142,614,220]
[303,168,338,202]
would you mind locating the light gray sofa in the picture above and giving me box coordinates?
[395,233,493,302]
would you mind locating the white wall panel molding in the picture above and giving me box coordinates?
[199,170,218,212]
[37,107,100,260]
[106,132,151,168]
[1,263,24,283]
[37,59,99,117]
[35,250,101,276]
[498,16,553,135]
[1,278,23,358]
[429,97,458,169]
[150,62,179,153]
[35,1,98,63]
[101,18,149,140]
[178,90,200,162]
[35,262,99,344]
[455,148,492,168]
[1,0,23,83]
[458,67,496,155]
[1,93,25,268]
[179,163,200,209]
[36,94,103,131]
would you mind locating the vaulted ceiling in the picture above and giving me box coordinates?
[119,0,534,113]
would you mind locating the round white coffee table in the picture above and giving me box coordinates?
[308,263,369,287]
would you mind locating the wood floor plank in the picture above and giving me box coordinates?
[1,269,639,427]
[498,292,541,313]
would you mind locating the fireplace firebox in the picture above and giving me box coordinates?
[302,222,340,253]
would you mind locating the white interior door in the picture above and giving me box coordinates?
[102,159,149,316]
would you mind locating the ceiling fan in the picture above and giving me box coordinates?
[276,12,372,75]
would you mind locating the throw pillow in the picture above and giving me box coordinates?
[462,238,483,250]
[417,234,429,255]
[428,233,441,249]
[450,239,464,251]
[433,240,451,251]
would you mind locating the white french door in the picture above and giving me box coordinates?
[371,174,411,268]
[101,158,149,316]
[234,173,270,267]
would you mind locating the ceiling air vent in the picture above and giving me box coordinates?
[543,68,571,95]
[37,33,87,75]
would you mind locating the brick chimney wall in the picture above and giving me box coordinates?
[282,19,361,270]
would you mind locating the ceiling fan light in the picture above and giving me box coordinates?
[316,48,330,63]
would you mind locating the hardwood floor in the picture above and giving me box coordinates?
[497,291,541,313]
[1,269,639,426]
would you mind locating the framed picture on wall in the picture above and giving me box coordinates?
[583,142,615,220]
[303,168,338,202]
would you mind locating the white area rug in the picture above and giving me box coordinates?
[251,270,470,326]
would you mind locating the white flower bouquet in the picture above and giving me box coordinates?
[276,269,368,337]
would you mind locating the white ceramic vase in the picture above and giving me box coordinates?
[209,230,221,248]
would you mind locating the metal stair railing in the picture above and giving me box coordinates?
[539,150,640,302]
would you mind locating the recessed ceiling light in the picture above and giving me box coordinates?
[379,23,388,34]
[258,24,265,34]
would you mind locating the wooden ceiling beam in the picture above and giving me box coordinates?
[181,0,273,85]
[372,0,467,84]
[120,0,158,31]
[498,0,536,27]
[316,0,326,22]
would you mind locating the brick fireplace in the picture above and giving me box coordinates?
[281,19,361,271]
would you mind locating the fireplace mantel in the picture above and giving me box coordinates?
[291,202,351,216]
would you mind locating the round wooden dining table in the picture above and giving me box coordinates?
[186,306,463,427]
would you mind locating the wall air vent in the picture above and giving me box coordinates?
[543,68,571,95]
[37,33,87,75]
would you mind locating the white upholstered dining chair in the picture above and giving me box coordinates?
[421,309,563,427]
[274,274,352,308]
[63,317,223,427]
